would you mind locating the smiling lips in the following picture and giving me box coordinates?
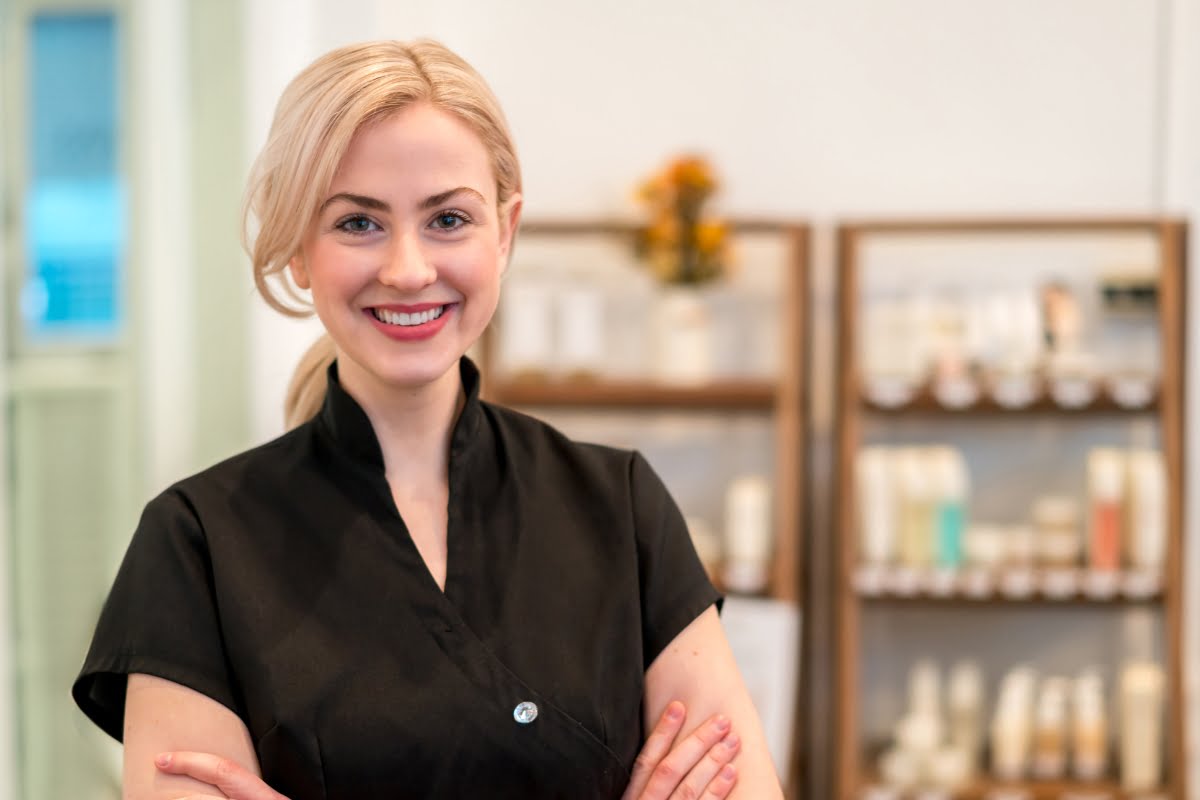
[365,303,454,341]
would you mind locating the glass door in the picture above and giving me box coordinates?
[2,3,136,798]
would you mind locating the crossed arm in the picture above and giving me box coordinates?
[123,606,783,799]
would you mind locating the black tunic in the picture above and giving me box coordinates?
[72,358,720,800]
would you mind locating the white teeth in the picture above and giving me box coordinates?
[372,305,446,326]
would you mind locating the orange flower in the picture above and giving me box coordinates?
[634,154,729,285]
[694,221,728,256]
[668,156,716,195]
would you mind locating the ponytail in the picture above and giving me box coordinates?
[285,334,337,429]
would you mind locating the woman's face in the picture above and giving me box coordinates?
[290,102,520,395]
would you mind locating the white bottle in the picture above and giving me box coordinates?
[1120,662,1164,792]
[947,661,984,777]
[857,447,897,567]
[896,660,944,768]
[556,281,607,378]
[1032,678,1069,779]
[498,277,556,379]
[720,476,772,594]
[1072,669,1109,781]
[1126,449,1166,574]
[909,659,943,721]
[991,667,1036,780]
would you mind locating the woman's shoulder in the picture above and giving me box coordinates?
[149,423,317,515]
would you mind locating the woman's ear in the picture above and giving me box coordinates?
[498,193,523,266]
[288,253,311,290]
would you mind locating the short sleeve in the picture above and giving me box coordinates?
[72,488,239,742]
[630,451,723,670]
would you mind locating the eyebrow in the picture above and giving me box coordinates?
[319,193,390,214]
[318,187,487,215]
[419,186,487,209]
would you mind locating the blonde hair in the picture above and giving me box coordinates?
[243,40,522,428]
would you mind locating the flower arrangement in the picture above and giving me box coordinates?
[635,155,730,285]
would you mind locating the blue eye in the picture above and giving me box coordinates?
[431,211,470,231]
[336,215,380,234]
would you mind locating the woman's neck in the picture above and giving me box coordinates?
[335,357,464,484]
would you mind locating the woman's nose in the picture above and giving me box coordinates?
[378,232,437,291]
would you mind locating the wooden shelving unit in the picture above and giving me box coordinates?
[831,217,1188,800]
[480,219,810,604]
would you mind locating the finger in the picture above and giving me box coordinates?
[640,713,731,799]
[157,752,288,800]
[622,701,687,800]
[669,733,740,800]
[698,763,738,800]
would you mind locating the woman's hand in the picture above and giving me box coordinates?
[621,700,740,800]
[155,700,738,800]
[154,752,289,800]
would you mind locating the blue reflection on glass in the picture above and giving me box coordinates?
[24,13,124,341]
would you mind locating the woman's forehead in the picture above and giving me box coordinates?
[330,105,495,196]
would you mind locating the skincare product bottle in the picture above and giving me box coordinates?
[947,661,984,777]
[498,278,556,381]
[655,288,714,385]
[964,524,1005,571]
[1032,495,1082,567]
[1120,662,1164,792]
[1032,678,1069,779]
[857,447,897,566]
[684,517,721,583]
[910,659,943,720]
[933,448,968,569]
[896,660,944,768]
[556,282,607,379]
[926,743,974,796]
[1072,670,1108,781]
[1126,449,1166,574]
[896,449,935,569]
[721,475,772,594]
[927,746,972,793]
[1005,524,1038,569]
[1087,449,1125,571]
[878,747,921,793]
[991,667,1036,780]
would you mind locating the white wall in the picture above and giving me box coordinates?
[241,0,1200,791]
[135,0,195,493]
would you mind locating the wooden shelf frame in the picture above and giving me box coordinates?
[860,776,1151,800]
[831,217,1189,800]
[479,218,811,606]
[860,387,1159,416]
[486,378,777,410]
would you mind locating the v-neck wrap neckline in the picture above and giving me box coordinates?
[316,356,486,474]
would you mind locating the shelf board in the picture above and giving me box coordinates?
[485,379,778,410]
[852,568,1164,606]
[856,591,1163,607]
[860,777,1151,800]
[859,390,1158,417]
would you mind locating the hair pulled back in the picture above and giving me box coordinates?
[243,39,521,428]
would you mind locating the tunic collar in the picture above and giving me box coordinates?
[317,357,485,471]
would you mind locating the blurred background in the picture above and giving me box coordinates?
[2,1,1200,798]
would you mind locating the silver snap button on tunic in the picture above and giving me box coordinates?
[513,701,538,724]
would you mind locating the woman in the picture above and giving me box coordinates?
[73,40,783,799]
